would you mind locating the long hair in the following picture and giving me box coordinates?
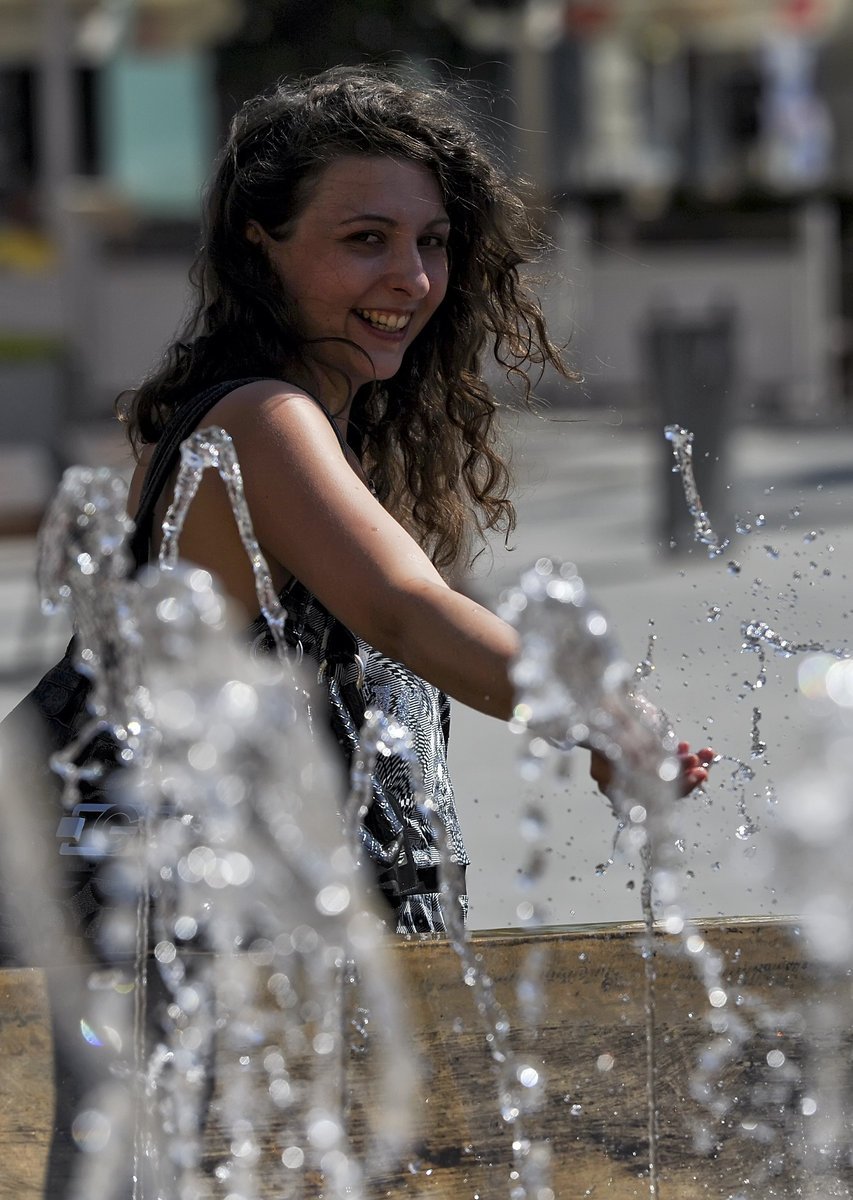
[121,64,579,571]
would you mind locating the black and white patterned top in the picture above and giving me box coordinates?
[247,580,469,936]
[242,391,469,936]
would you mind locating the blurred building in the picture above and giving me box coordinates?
[1,0,853,530]
[441,0,853,422]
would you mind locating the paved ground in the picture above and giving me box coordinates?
[3,409,853,930]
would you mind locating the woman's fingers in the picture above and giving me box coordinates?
[589,750,613,789]
[677,742,715,796]
[589,742,716,798]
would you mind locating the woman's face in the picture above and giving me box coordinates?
[250,155,450,398]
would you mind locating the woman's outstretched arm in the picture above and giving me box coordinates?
[148,380,712,787]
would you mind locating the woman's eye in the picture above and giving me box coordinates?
[349,230,383,244]
[420,234,448,249]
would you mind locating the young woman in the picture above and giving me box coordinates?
[123,66,712,933]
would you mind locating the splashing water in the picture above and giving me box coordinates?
[634,620,657,684]
[499,557,769,1196]
[668,424,848,748]
[663,426,853,1181]
[133,564,406,1199]
[33,466,158,1199]
[755,654,853,1191]
[36,466,155,805]
[349,708,553,1200]
[736,619,848,819]
[750,706,767,762]
[500,558,680,1196]
[17,445,419,1199]
[741,619,848,671]
[160,427,290,669]
[664,425,730,558]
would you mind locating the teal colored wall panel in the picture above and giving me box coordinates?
[100,51,214,217]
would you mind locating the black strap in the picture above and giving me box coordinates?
[127,376,355,569]
[129,377,265,568]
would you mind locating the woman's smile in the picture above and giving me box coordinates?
[354,308,413,334]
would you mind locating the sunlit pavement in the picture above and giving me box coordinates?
[2,411,853,931]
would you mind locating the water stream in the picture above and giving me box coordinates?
[499,557,683,1194]
[15,443,414,1199]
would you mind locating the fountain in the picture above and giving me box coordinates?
[1,422,853,1198]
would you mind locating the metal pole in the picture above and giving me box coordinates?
[514,2,551,196]
[36,0,79,237]
[35,0,94,433]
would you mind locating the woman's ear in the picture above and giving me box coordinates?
[245,220,265,246]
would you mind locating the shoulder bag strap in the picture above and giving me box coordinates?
[129,377,264,567]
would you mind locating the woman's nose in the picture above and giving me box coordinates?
[387,245,431,298]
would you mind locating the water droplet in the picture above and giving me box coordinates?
[316,883,351,916]
[282,1146,305,1169]
[71,1109,112,1153]
[79,1020,104,1048]
[518,1065,540,1088]
[308,1116,341,1151]
[154,940,177,964]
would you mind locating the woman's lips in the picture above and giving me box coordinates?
[354,308,412,334]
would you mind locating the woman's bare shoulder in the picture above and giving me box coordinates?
[204,378,338,434]
[203,380,351,481]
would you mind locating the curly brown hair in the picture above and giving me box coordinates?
[121,64,578,571]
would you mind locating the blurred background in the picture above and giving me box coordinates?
[2,0,853,929]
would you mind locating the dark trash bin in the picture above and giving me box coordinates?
[644,305,737,552]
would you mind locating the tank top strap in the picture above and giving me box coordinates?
[130,376,265,567]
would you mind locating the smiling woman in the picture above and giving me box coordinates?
[117,65,711,937]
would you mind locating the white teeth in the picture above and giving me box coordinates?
[356,309,411,331]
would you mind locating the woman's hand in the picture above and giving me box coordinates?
[676,742,715,796]
[589,742,715,799]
